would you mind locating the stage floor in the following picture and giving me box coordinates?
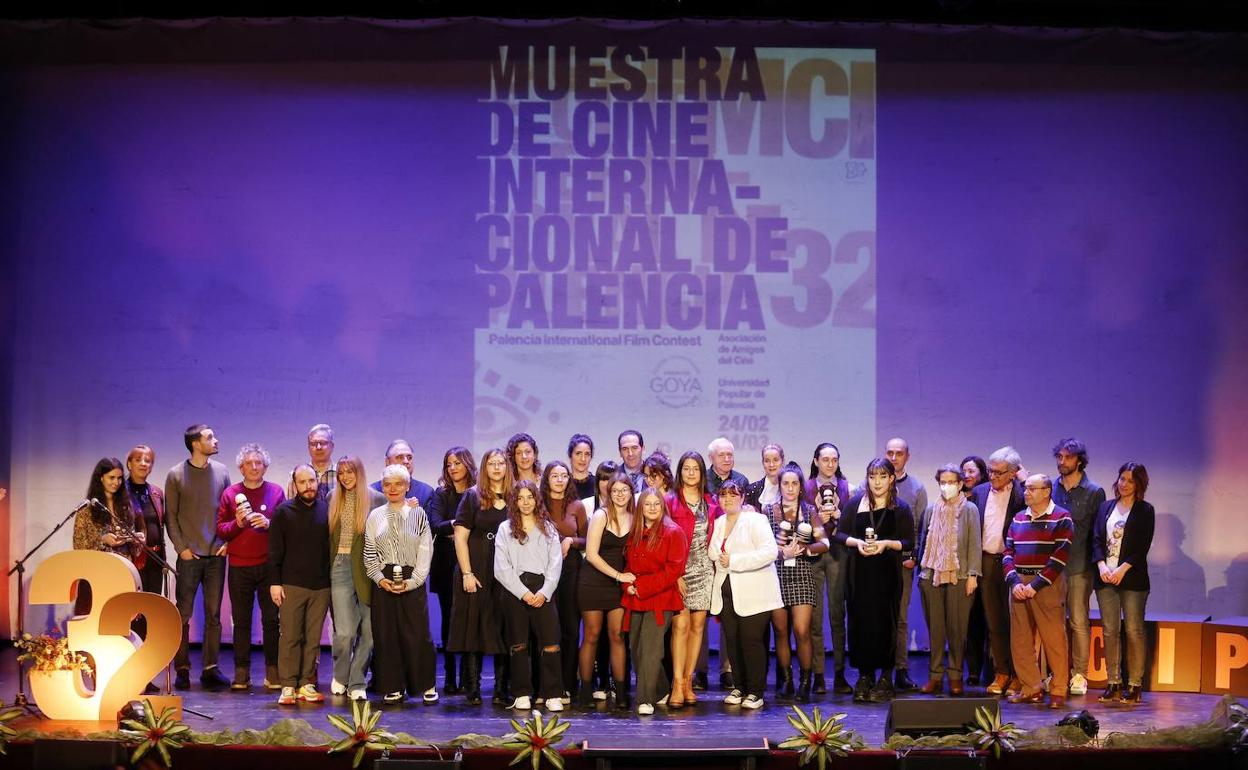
[0,646,1221,747]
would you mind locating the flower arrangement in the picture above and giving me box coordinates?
[778,706,863,769]
[120,699,192,768]
[967,704,1024,758]
[13,631,89,672]
[502,711,570,770]
[327,699,397,769]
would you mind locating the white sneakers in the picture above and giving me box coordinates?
[383,691,404,703]
[423,688,439,703]
[592,689,607,701]
[330,679,347,696]
[348,688,367,701]
[741,695,764,710]
[1069,673,1088,696]
[723,689,744,705]
[511,695,532,710]
[546,697,564,712]
[637,703,654,715]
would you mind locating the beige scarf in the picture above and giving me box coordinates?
[921,499,961,586]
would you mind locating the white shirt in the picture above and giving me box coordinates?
[982,486,1011,554]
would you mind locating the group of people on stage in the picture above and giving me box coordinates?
[74,424,1155,714]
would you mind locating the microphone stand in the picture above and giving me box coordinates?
[6,501,90,718]
[133,543,211,720]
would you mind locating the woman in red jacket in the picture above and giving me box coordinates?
[622,487,688,715]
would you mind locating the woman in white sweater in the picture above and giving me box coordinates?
[709,480,782,710]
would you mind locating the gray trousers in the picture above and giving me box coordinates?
[278,584,330,687]
[919,578,973,677]
[630,611,672,705]
[809,548,849,674]
[896,563,915,669]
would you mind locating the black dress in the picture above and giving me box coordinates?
[578,526,627,611]
[447,489,506,654]
[834,493,914,672]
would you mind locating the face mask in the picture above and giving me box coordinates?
[940,483,961,501]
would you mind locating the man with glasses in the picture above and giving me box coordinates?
[370,439,435,509]
[1003,474,1074,709]
[306,424,337,500]
[970,446,1027,696]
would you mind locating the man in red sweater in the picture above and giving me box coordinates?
[217,443,286,690]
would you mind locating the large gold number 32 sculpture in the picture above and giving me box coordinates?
[28,551,181,720]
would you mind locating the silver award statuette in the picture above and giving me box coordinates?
[864,527,877,555]
[391,564,403,583]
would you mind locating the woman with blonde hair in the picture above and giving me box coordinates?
[327,455,385,700]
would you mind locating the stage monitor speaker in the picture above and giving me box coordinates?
[885,697,999,738]
[32,738,127,770]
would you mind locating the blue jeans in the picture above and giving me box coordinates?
[1067,570,1094,678]
[1095,586,1148,686]
[174,554,225,671]
[330,554,373,690]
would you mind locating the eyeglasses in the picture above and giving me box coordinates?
[309,441,331,448]
[988,468,1013,477]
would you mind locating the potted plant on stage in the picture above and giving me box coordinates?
[14,630,91,697]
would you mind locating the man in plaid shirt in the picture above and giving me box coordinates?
[1003,474,1074,709]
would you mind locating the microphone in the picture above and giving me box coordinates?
[89,498,112,515]
[71,499,94,513]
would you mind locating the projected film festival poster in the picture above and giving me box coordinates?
[474,46,876,469]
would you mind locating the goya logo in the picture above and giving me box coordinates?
[650,356,702,408]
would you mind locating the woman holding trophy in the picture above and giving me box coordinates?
[766,463,828,702]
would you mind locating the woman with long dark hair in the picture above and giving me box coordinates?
[767,463,828,701]
[541,460,588,700]
[567,434,597,502]
[495,479,565,712]
[641,451,674,496]
[804,442,854,695]
[665,451,720,707]
[449,447,512,705]
[427,447,477,695]
[577,472,635,707]
[961,456,989,496]
[507,432,541,484]
[1093,462,1155,705]
[621,487,687,715]
[834,458,914,703]
[75,457,143,613]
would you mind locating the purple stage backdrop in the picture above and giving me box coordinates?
[1,19,1246,653]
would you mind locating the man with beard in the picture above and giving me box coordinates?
[270,464,331,705]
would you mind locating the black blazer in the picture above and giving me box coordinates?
[1091,498,1154,592]
[971,480,1026,549]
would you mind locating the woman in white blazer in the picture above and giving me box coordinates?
[709,480,782,709]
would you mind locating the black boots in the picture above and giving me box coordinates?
[797,669,812,702]
[464,653,482,705]
[443,652,462,695]
[613,680,631,711]
[853,671,874,703]
[833,669,854,694]
[778,665,795,699]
